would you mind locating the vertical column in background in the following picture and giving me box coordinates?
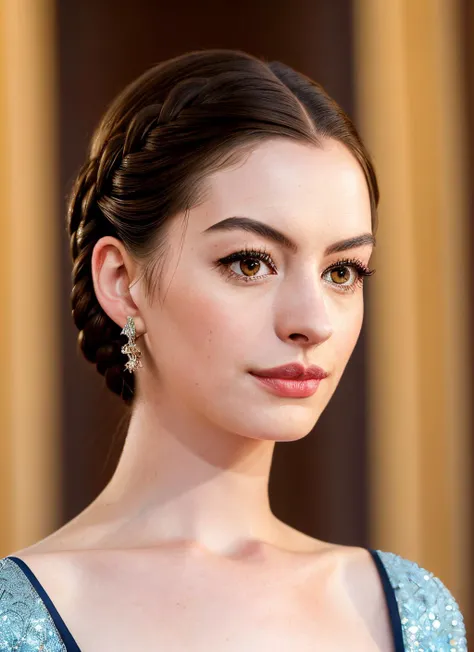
[0,0,61,554]
[353,0,471,624]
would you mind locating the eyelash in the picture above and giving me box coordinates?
[214,245,376,293]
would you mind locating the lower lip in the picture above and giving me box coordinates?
[250,374,322,398]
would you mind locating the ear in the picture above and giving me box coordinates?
[91,236,146,335]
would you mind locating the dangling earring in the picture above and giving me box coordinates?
[120,316,143,373]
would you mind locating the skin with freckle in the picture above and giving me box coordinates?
[5,52,401,652]
[7,138,387,652]
[127,138,371,444]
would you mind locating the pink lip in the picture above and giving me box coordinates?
[249,362,328,398]
[250,362,328,381]
[250,376,321,398]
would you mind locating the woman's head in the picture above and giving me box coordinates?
[67,48,378,441]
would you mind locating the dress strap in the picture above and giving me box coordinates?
[367,548,405,652]
[7,556,82,652]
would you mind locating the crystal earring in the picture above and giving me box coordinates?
[120,316,143,373]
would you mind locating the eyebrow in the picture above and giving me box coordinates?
[202,216,376,256]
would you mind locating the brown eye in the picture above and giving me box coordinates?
[216,247,277,283]
[239,258,261,277]
[323,258,375,293]
[330,267,352,285]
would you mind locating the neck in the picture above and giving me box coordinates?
[92,397,281,556]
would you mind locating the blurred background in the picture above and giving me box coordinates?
[0,0,472,639]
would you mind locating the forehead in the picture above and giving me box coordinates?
[193,138,372,243]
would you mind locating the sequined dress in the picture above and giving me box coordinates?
[0,549,468,651]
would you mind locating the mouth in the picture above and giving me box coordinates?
[249,373,324,398]
[249,362,328,381]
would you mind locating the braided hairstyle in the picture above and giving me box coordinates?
[67,49,379,406]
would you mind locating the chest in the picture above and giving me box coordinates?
[60,562,383,651]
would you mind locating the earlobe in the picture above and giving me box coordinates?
[91,236,146,335]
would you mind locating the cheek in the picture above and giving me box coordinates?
[345,300,364,343]
[331,300,364,370]
[147,280,253,382]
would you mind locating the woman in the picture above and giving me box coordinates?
[0,49,467,651]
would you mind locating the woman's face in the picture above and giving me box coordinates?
[134,137,374,442]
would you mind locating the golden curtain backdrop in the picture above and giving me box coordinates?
[354,0,472,622]
[0,0,61,555]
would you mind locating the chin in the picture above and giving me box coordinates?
[239,418,320,443]
[207,385,328,442]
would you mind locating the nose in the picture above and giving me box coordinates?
[277,291,334,347]
[288,325,332,345]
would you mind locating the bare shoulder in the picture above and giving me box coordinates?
[271,522,394,650]
[330,544,394,651]
[7,537,395,651]
[4,542,94,604]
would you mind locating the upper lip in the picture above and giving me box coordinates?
[250,363,328,380]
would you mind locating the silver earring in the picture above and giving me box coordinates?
[120,316,143,373]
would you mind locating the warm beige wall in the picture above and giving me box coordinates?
[0,0,61,555]
[354,0,471,614]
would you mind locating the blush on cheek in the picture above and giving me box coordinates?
[159,286,245,373]
[341,322,363,363]
[328,309,362,365]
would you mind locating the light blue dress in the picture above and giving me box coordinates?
[0,549,468,651]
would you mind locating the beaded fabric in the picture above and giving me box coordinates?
[0,557,66,651]
[0,552,469,651]
[376,550,468,651]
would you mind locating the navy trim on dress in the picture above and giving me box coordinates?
[6,556,82,652]
[367,548,405,652]
[6,550,404,651]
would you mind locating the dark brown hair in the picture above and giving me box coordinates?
[67,49,379,406]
